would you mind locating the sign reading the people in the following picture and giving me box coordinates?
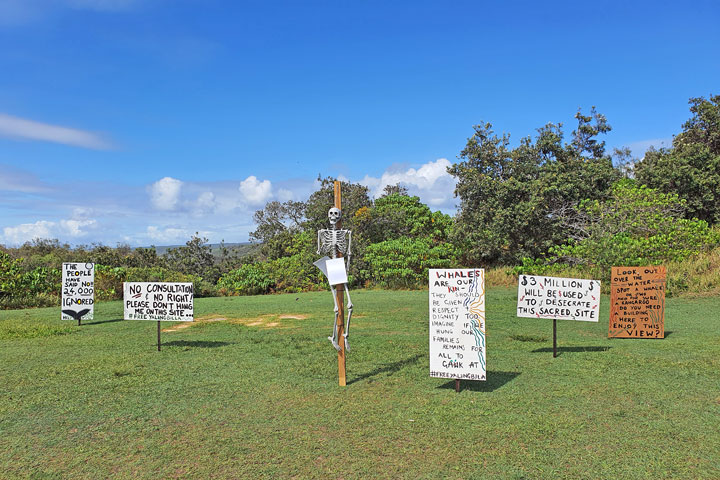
[123,282,194,321]
[429,269,486,381]
[517,275,600,321]
[61,262,94,321]
[609,266,666,338]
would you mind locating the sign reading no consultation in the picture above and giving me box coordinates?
[123,282,194,321]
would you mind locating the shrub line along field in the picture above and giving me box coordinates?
[1,288,719,479]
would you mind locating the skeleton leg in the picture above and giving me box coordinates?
[343,284,353,351]
[328,285,341,351]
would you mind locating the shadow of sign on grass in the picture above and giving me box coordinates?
[436,371,520,393]
[83,319,124,325]
[531,346,611,356]
[161,340,234,348]
[347,354,423,385]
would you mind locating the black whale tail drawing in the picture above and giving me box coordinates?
[62,309,90,321]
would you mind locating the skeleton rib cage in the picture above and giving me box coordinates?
[317,229,352,259]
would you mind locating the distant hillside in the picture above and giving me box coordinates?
[152,242,258,258]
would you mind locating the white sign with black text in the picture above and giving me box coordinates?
[61,262,94,321]
[123,282,194,321]
[516,275,600,321]
[429,268,486,381]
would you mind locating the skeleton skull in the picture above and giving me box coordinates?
[328,207,342,226]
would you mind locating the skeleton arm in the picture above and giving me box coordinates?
[316,229,322,255]
[345,231,352,266]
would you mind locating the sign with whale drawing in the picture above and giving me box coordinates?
[429,268,486,382]
[61,263,94,322]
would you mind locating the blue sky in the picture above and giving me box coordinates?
[1,0,718,246]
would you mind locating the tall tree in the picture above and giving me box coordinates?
[448,108,620,266]
[634,95,720,224]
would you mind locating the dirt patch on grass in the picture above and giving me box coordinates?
[162,313,309,333]
[229,313,308,329]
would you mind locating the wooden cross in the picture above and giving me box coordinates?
[334,180,347,386]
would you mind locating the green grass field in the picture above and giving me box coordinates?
[1,288,719,479]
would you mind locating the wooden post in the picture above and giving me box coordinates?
[334,181,347,387]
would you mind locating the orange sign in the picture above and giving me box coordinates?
[609,266,666,338]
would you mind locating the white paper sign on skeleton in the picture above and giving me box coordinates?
[313,257,348,286]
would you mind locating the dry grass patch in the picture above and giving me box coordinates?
[162,315,226,333]
[229,313,309,329]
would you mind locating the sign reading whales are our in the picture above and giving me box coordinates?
[429,269,486,381]
[123,282,194,321]
[61,262,94,321]
[516,275,600,321]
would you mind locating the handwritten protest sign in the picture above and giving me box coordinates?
[123,282,194,321]
[517,275,600,321]
[429,269,486,381]
[61,263,94,321]
[609,266,666,338]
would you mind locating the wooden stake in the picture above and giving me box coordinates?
[334,180,347,387]
[455,379,461,393]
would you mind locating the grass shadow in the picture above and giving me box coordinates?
[348,354,423,385]
[83,319,124,325]
[436,370,520,393]
[531,346,611,356]
[161,340,234,348]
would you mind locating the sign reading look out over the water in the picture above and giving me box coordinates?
[429,269,486,381]
[517,275,600,321]
[609,266,666,338]
[61,262,94,321]
[123,282,194,321]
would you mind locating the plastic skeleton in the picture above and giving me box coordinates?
[317,207,353,351]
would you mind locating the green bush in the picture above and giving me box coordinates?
[217,263,274,296]
[95,265,216,300]
[362,237,457,289]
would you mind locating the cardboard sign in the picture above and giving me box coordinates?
[123,282,194,321]
[517,275,600,321]
[429,269,486,381]
[61,262,94,321]
[609,266,666,338]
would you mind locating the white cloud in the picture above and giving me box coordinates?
[60,219,97,237]
[239,175,272,206]
[0,113,113,150]
[196,191,216,208]
[149,177,183,211]
[2,217,96,244]
[358,158,457,210]
[3,220,55,245]
[276,188,294,202]
[145,226,191,244]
